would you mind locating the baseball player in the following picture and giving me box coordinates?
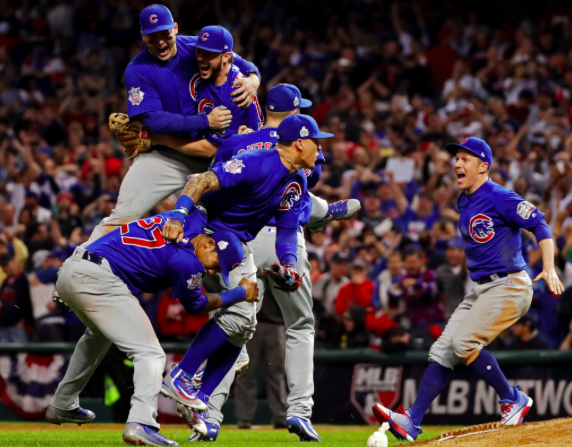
[46,210,257,447]
[373,137,564,441]
[158,115,333,435]
[184,85,360,442]
[88,5,261,242]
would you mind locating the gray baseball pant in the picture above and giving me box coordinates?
[51,247,165,429]
[429,271,533,368]
[205,227,315,425]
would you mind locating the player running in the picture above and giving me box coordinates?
[46,211,258,446]
[88,5,261,242]
[373,137,564,441]
[183,84,359,442]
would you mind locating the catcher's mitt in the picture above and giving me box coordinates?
[263,262,302,293]
[109,113,152,159]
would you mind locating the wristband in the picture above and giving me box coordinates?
[220,286,247,308]
[172,196,195,224]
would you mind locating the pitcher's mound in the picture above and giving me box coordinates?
[420,418,572,446]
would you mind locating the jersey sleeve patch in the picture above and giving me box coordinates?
[223,159,245,174]
[516,201,536,219]
[186,272,203,289]
[278,182,302,210]
[128,87,144,105]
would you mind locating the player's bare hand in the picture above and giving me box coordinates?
[238,125,254,135]
[231,75,260,108]
[208,106,232,130]
[534,267,565,296]
[239,278,260,303]
[162,220,184,243]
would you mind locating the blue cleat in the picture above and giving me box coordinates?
[372,404,421,442]
[286,416,322,442]
[161,364,206,412]
[46,404,95,425]
[500,385,533,426]
[176,403,207,436]
[307,199,361,233]
[188,423,219,442]
[123,422,179,446]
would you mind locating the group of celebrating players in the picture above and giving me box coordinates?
[43,4,566,446]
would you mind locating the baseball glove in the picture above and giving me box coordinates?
[263,262,303,293]
[109,113,152,159]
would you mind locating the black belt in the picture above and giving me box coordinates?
[477,272,508,285]
[82,250,105,266]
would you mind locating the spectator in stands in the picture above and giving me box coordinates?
[381,326,412,353]
[436,237,471,318]
[560,320,572,350]
[508,316,552,350]
[389,247,443,346]
[0,252,33,342]
[337,306,369,349]
[374,251,406,318]
[335,259,375,317]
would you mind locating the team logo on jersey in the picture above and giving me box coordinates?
[300,126,309,137]
[218,241,228,250]
[186,272,203,290]
[223,159,245,174]
[149,14,158,23]
[128,87,144,106]
[516,201,535,219]
[201,32,209,41]
[469,214,495,243]
[189,74,201,101]
[278,182,302,210]
[198,98,215,113]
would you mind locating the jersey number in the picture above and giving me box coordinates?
[120,217,165,249]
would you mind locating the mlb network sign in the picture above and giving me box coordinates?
[349,364,572,425]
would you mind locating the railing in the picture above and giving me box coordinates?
[2,343,571,366]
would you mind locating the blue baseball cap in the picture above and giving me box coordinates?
[193,25,233,53]
[446,137,493,167]
[211,231,243,286]
[140,4,175,36]
[276,115,334,141]
[267,84,312,112]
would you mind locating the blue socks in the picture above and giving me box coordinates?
[471,349,516,401]
[197,341,242,399]
[409,362,452,427]
[178,319,230,376]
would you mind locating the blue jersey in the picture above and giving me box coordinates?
[458,180,545,281]
[87,211,208,312]
[124,36,258,132]
[213,127,316,227]
[202,148,306,242]
[191,64,264,145]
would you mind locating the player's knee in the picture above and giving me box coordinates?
[451,333,479,364]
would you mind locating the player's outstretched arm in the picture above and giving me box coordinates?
[162,171,222,242]
[231,74,261,108]
[179,278,259,314]
[534,238,565,295]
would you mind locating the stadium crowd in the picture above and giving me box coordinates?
[0,0,572,354]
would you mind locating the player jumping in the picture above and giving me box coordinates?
[373,137,564,441]
[46,211,258,447]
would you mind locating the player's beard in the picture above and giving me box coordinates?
[206,58,223,82]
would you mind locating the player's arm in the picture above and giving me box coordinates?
[499,193,564,295]
[175,279,259,314]
[152,134,218,158]
[231,54,261,108]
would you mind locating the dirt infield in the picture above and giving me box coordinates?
[419,418,572,446]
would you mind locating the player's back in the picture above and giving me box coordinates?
[88,211,207,293]
[214,127,277,164]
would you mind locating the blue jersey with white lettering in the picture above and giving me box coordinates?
[203,148,306,242]
[124,36,259,130]
[458,180,545,281]
[213,127,316,227]
[190,64,264,144]
[87,211,208,311]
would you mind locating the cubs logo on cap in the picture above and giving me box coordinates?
[192,25,233,53]
[469,214,495,243]
[446,137,493,168]
[140,4,175,35]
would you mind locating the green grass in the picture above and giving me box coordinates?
[0,423,449,446]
